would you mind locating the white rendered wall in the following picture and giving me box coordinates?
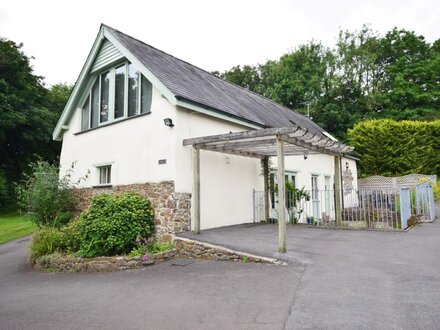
[272,154,358,191]
[174,108,263,230]
[60,80,357,230]
[59,85,178,187]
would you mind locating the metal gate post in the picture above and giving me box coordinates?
[400,187,411,229]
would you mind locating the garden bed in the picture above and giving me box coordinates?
[33,236,282,272]
[33,249,177,272]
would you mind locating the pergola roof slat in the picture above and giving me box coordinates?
[183,125,354,157]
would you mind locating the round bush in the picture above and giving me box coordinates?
[77,193,155,257]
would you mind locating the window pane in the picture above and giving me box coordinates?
[100,71,110,123]
[81,96,90,131]
[128,64,139,117]
[99,166,111,184]
[141,76,152,114]
[91,79,99,128]
[115,65,125,119]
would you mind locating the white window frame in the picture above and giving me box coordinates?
[96,165,112,186]
[81,61,152,131]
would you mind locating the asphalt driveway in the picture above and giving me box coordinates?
[181,206,440,330]
[0,236,301,330]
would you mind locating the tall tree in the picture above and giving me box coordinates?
[0,39,68,210]
[218,26,440,140]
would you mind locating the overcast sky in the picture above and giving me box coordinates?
[1,0,439,86]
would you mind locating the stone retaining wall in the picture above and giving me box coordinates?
[173,237,281,264]
[71,181,191,241]
[33,250,177,272]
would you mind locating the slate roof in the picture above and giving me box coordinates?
[105,25,329,137]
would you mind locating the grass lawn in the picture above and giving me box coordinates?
[0,213,36,244]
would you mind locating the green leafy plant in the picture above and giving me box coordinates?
[29,228,66,263]
[62,218,81,253]
[348,120,440,177]
[16,160,88,228]
[273,183,311,224]
[128,238,173,259]
[77,193,155,257]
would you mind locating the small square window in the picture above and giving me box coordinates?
[98,166,111,185]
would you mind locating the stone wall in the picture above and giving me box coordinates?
[34,250,177,272]
[173,237,281,264]
[32,237,282,272]
[71,181,191,241]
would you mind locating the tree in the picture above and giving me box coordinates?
[218,26,440,141]
[0,39,69,211]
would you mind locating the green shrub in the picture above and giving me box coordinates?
[128,239,173,257]
[62,218,81,253]
[348,119,440,177]
[77,193,155,257]
[16,160,87,228]
[29,228,66,263]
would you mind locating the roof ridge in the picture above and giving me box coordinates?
[102,24,312,121]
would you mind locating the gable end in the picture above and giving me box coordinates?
[91,39,123,73]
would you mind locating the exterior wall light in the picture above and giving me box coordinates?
[346,162,349,169]
[164,118,174,127]
[304,151,309,160]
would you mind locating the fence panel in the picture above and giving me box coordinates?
[254,188,403,230]
[253,184,436,230]
[415,182,436,222]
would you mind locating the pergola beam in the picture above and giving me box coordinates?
[183,125,355,254]
[201,146,264,159]
[183,125,302,146]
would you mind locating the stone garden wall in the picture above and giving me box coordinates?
[173,237,281,264]
[71,181,191,241]
[33,237,281,272]
[34,250,177,272]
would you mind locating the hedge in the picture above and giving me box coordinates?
[348,119,440,177]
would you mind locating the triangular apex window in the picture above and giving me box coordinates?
[81,62,152,131]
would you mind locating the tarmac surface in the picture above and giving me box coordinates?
[1,203,439,329]
[181,203,440,329]
[0,236,301,330]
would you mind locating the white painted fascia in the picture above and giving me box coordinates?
[175,99,263,130]
[102,28,177,105]
[53,25,264,140]
[53,28,106,141]
[323,131,338,141]
[52,25,178,141]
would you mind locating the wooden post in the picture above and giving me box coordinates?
[276,136,286,253]
[193,147,201,234]
[334,155,342,225]
[263,157,270,223]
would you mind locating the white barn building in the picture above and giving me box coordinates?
[53,25,358,241]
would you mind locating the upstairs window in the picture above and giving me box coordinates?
[81,62,152,130]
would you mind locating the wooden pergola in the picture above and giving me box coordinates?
[183,125,354,253]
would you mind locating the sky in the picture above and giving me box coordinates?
[1,0,439,86]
